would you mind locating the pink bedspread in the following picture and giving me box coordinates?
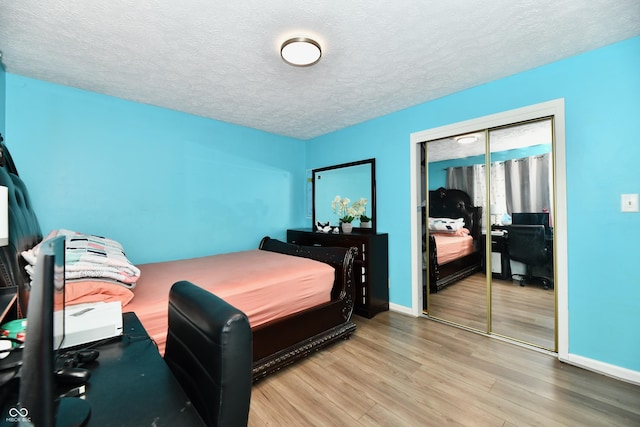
[126,249,335,354]
[433,234,475,264]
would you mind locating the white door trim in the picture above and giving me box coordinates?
[408,99,568,358]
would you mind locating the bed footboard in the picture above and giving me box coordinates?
[259,236,357,316]
[428,234,481,293]
[254,237,358,381]
[428,234,440,292]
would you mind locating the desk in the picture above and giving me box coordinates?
[484,227,554,286]
[481,232,511,280]
[1,313,204,426]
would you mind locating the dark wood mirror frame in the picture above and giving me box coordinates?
[312,158,376,233]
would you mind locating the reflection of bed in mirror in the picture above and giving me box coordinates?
[424,187,482,294]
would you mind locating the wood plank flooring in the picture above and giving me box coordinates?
[427,273,555,349]
[248,311,640,426]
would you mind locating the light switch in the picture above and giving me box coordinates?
[621,194,639,212]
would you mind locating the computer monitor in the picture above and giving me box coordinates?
[511,212,550,229]
[18,236,90,426]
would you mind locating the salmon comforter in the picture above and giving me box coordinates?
[125,249,335,354]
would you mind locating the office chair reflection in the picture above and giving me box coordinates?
[507,225,553,290]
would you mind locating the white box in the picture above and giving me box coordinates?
[491,252,502,274]
[510,260,527,276]
[54,302,123,349]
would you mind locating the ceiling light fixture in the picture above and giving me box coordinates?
[280,37,322,67]
[456,135,479,145]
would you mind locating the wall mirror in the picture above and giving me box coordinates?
[313,158,376,233]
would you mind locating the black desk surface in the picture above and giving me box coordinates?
[1,312,204,426]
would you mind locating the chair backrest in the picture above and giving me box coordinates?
[164,280,252,427]
[507,225,548,266]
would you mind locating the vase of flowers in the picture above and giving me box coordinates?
[332,196,367,234]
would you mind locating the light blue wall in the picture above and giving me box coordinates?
[5,75,307,264]
[0,64,5,135]
[307,36,640,372]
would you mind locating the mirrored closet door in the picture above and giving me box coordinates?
[422,131,488,332]
[423,118,556,351]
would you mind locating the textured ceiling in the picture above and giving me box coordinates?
[427,119,552,162]
[1,1,639,140]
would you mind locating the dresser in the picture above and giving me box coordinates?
[287,229,389,318]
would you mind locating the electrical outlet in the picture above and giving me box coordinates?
[621,194,639,212]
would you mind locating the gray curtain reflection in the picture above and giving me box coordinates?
[446,153,552,223]
[446,165,485,205]
[505,153,552,217]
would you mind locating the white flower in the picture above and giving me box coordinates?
[332,196,367,223]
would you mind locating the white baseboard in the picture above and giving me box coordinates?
[560,353,640,386]
[389,303,415,316]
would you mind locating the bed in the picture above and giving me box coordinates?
[0,139,357,382]
[424,187,482,293]
[128,236,358,381]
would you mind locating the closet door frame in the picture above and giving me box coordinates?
[409,99,567,358]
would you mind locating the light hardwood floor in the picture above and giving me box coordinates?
[248,311,640,426]
[427,273,555,349]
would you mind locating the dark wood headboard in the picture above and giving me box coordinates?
[0,138,43,313]
[428,187,482,239]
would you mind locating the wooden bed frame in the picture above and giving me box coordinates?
[426,187,482,293]
[0,139,357,382]
[253,237,356,381]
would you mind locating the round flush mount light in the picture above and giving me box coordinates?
[456,134,479,145]
[280,37,322,67]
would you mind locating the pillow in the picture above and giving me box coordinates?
[21,229,58,265]
[22,229,140,288]
[63,280,135,308]
[431,227,470,237]
[428,217,465,232]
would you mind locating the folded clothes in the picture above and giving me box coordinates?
[21,229,140,289]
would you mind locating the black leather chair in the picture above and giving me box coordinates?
[164,280,252,427]
[507,225,553,289]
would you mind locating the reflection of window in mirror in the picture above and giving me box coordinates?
[306,169,313,218]
[427,119,553,231]
[489,120,553,229]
